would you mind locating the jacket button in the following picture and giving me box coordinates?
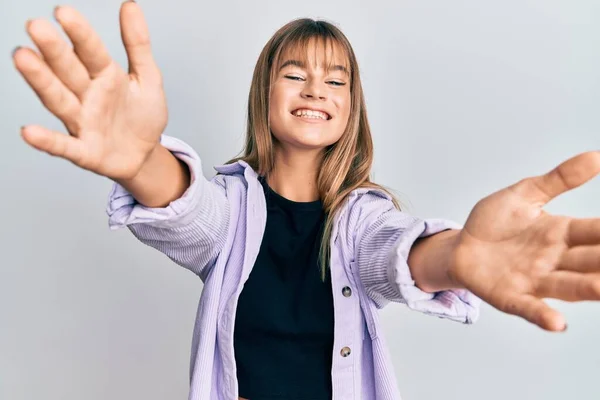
[340,346,351,357]
[342,286,352,297]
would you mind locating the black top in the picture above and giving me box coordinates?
[233,176,335,400]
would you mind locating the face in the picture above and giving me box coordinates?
[268,39,352,153]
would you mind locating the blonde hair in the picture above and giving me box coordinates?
[227,18,401,280]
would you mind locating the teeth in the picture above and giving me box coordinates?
[294,109,329,120]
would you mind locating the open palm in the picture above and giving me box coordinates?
[12,2,167,180]
[451,151,600,331]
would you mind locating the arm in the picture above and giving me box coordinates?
[115,143,191,208]
[107,135,230,281]
[354,193,480,323]
[408,229,465,293]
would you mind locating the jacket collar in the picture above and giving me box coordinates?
[213,160,391,201]
[213,160,248,175]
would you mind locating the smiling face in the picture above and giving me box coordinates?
[268,38,352,153]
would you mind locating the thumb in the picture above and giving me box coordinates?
[514,150,600,206]
[119,1,160,80]
[21,125,86,166]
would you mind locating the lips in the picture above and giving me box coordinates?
[291,108,332,120]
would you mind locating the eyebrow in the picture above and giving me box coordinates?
[279,59,349,75]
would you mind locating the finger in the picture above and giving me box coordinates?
[119,1,161,80]
[54,6,113,78]
[13,47,81,134]
[535,270,600,302]
[21,125,87,166]
[565,218,600,247]
[498,294,566,332]
[557,245,600,273]
[26,17,90,99]
[511,151,600,206]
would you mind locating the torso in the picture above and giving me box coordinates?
[233,176,334,400]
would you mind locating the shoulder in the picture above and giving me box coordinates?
[341,186,398,223]
[209,160,256,194]
[333,186,400,248]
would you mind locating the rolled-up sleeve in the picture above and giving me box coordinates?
[355,193,481,324]
[106,134,230,279]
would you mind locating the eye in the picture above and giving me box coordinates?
[285,75,305,81]
[328,81,346,87]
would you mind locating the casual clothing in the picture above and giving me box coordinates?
[106,134,482,400]
[234,176,334,399]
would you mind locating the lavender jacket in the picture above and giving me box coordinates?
[106,135,481,400]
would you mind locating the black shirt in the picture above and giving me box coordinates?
[233,176,335,400]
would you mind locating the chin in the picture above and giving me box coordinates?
[283,131,338,150]
[271,120,342,150]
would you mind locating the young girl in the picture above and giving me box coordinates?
[13,2,600,399]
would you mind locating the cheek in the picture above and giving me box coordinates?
[269,87,292,121]
[268,91,279,116]
[334,89,351,112]
[335,95,351,129]
[268,92,289,141]
[268,98,282,130]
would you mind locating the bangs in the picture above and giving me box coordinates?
[270,24,352,81]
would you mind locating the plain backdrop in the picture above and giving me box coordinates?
[1,0,599,399]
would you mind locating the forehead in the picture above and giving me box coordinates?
[275,37,350,73]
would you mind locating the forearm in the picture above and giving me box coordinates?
[408,229,465,293]
[115,144,191,208]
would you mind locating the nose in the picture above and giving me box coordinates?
[300,80,327,101]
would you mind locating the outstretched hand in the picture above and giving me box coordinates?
[450,150,600,332]
[12,2,167,180]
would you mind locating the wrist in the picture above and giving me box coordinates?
[116,142,162,186]
[409,229,465,293]
[448,234,469,290]
[113,143,191,208]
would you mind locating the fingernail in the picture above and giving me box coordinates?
[25,19,33,29]
[562,323,568,332]
[12,46,22,57]
[53,6,60,21]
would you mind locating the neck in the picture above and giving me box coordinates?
[267,144,323,202]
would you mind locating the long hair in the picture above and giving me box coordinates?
[227,18,401,280]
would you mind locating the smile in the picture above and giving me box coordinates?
[291,108,331,121]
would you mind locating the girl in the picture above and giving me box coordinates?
[12,2,600,399]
